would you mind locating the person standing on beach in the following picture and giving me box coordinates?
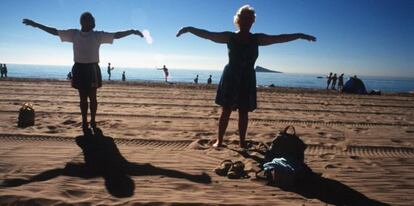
[338,73,344,91]
[331,73,337,90]
[207,75,212,84]
[3,64,7,78]
[326,72,332,90]
[157,65,169,82]
[67,71,72,80]
[194,74,199,84]
[177,5,316,148]
[122,71,126,81]
[23,12,144,135]
[107,62,115,80]
[0,64,3,78]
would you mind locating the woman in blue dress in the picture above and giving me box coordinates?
[177,5,316,148]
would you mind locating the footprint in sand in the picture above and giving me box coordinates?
[353,127,368,133]
[62,119,77,125]
[46,125,59,134]
[194,132,214,138]
[362,159,379,167]
[390,138,403,143]
[188,139,210,150]
[330,135,345,141]
[124,133,135,137]
[320,153,336,160]
[324,163,341,169]
[350,155,361,160]
[47,125,57,130]
[64,189,87,198]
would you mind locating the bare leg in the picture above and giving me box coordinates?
[88,88,98,129]
[238,109,249,148]
[213,107,231,147]
[78,89,89,131]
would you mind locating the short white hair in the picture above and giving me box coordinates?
[233,5,256,28]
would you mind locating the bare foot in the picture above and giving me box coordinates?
[212,141,223,148]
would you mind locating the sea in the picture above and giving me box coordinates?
[4,64,414,93]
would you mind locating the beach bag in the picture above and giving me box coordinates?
[264,126,307,163]
[262,126,308,188]
[17,103,35,128]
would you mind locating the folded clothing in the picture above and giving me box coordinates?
[263,157,307,188]
[263,157,303,174]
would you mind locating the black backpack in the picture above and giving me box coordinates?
[18,103,35,128]
[264,126,307,163]
[260,126,309,188]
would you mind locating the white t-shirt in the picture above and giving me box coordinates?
[58,29,114,63]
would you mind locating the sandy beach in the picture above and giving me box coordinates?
[0,78,413,205]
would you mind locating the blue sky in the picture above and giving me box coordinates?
[0,0,413,77]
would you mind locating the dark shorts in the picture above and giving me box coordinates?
[71,63,102,90]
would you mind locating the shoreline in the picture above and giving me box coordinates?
[1,77,412,96]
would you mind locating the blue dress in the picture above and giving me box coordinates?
[215,33,258,111]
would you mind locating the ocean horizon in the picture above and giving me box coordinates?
[3,64,414,93]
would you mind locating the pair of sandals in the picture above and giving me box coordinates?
[214,160,248,179]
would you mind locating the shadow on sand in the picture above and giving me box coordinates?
[233,148,390,206]
[1,129,211,198]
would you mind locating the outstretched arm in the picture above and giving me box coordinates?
[176,27,231,44]
[114,30,143,39]
[22,19,58,36]
[257,33,316,46]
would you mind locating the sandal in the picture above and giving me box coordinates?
[227,161,247,179]
[214,160,233,176]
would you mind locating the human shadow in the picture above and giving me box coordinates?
[232,148,390,206]
[1,129,211,198]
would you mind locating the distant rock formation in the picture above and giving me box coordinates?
[255,66,282,73]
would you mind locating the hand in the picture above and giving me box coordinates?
[301,34,316,42]
[132,30,143,37]
[22,19,37,27]
[176,27,192,37]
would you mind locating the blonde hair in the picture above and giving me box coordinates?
[233,5,256,28]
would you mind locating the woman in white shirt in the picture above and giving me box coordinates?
[23,12,143,135]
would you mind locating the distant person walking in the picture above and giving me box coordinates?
[338,73,344,91]
[331,73,337,90]
[326,72,332,90]
[207,75,212,84]
[107,62,114,80]
[157,65,169,82]
[23,12,143,135]
[177,5,316,148]
[194,74,199,84]
[3,64,7,78]
[122,71,126,81]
